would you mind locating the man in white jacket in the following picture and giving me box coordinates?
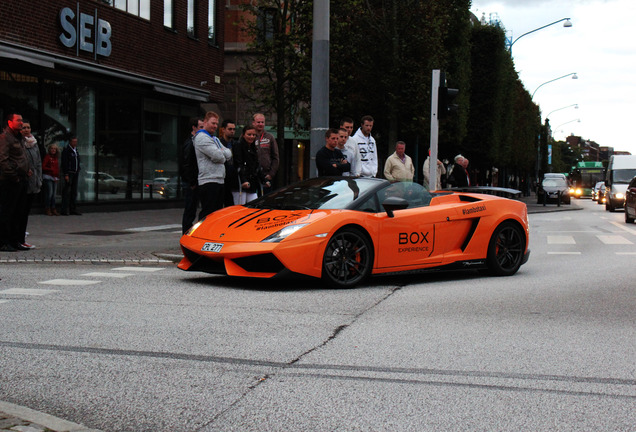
[194,111,233,219]
[352,115,377,177]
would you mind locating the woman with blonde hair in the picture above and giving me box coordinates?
[42,143,60,215]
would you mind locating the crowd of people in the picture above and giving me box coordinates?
[0,112,83,252]
[0,110,475,253]
[179,112,477,234]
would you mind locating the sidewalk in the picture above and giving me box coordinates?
[0,208,184,264]
[0,400,102,432]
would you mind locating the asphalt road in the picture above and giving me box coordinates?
[1,199,634,431]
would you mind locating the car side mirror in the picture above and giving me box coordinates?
[382,196,409,218]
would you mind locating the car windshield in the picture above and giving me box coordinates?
[542,178,567,188]
[246,177,383,210]
[613,169,636,183]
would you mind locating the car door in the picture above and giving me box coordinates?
[376,204,449,269]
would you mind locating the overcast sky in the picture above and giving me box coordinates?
[470,0,636,155]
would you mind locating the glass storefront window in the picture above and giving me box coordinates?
[144,99,180,200]
[97,93,141,200]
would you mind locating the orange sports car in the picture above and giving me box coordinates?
[179,177,530,288]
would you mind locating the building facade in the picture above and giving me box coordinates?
[1,0,224,205]
[220,0,310,186]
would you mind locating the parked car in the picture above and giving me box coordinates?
[537,177,571,205]
[625,176,636,224]
[85,171,127,194]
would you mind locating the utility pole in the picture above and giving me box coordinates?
[429,70,440,192]
[310,0,329,176]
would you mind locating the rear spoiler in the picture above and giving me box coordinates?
[448,187,522,199]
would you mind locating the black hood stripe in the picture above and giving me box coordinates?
[229,209,272,228]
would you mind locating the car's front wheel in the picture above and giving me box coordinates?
[485,221,525,276]
[322,227,373,288]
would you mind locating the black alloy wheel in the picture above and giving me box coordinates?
[322,227,373,288]
[485,221,525,276]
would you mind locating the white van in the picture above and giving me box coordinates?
[605,155,636,212]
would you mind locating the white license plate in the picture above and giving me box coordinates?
[201,242,223,252]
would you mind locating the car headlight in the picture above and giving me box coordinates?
[616,193,624,200]
[262,224,308,243]
[185,219,205,236]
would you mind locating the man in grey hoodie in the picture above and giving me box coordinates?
[193,111,233,219]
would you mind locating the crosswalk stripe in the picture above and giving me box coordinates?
[609,221,636,236]
[547,235,576,244]
[82,272,135,278]
[0,288,59,296]
[547,252,581,255]
[38,279,101,286]
[0,300,10,304]
[111,267,164,272]
[616,252,636,255]
[596,235,633,245]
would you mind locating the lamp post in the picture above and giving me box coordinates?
[509,18,572,52]
[554,118,581,131]
[532,73,578,99]
[546,103,578,120]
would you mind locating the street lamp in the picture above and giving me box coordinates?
[509,18,572,52]
[545,104,578,120]
[554,118,581,131]
[532,73,578,99]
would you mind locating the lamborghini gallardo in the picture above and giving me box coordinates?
[179,177,530,288]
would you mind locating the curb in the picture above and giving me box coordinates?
[0,400,103,432]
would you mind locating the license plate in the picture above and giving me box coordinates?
[201,242,223,252]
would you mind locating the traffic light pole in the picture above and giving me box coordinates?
[429,70,440,192]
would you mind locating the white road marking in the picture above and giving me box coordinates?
[111,267,164,272]
[38,279,101,286]
[124,224,181,232]
[82,272,135,278]
[547,235,576,244]
[0,288,59,296]
[597,235,633,245]
[0,300,10,304]
[610,221,636,235]
[616,252,636,255]
[547,252,581,255]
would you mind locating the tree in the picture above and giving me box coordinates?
[238,0,313,185]
[330,1,470,165]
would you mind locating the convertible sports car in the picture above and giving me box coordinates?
[179,177,530,288]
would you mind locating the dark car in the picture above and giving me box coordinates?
[625,176,636,224]
[592,181,604,201]
[537,177,571,205]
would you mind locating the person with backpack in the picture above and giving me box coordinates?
[180,117,203,234]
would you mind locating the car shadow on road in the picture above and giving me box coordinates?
[179,268,487,292]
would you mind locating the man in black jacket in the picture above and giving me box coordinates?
[316,128,351,176]
[0,112,29,251]
[180,117,203,233]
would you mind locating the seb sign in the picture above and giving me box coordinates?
[59,6,112,57]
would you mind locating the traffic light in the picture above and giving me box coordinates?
[437,85,459,120]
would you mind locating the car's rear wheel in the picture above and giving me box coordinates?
[485,221,525,276]
[626,209,635,224]
[322,227,373,288]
